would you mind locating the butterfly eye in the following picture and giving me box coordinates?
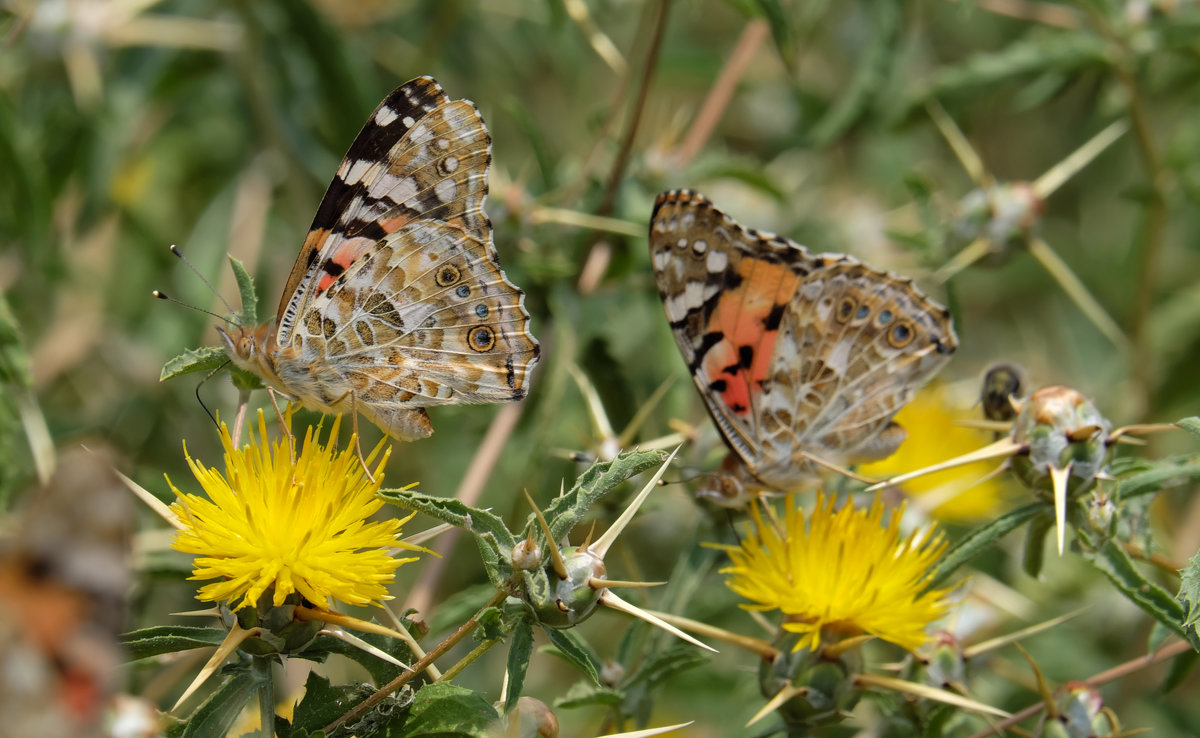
[436,264,462,287]
[887,320,915,348]
[239,336,254,358]
[836,297,856,323]
[468,325,496,352]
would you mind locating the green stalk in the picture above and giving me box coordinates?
[252,655,275,738]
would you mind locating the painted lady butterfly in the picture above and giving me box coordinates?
[220,77,539,440]
[649,190,957,504]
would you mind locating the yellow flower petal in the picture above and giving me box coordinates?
[168,411,423,611]
[720,493,953,653]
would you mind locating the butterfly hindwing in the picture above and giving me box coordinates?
[756,258,956,479]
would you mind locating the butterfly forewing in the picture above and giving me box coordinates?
[277,77,494,346]
[649,189,826,464]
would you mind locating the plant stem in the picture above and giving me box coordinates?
[252,655,274,738]
[437,638,501,683]
[323,590,508,733]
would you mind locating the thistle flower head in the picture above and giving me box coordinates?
[168,411,422,611]
[719,493,953,653]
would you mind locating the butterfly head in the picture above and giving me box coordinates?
[217,322,278,381]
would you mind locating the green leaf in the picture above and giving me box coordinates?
[625,646,708,689]
[1022,512,1054,579]
[398,683,498,738]
[808,0,900,146]
[1117,453,1200,500]
[121,625,228,661]
[542,627,602,686]
[1177,548,1200,652]
[897,32,1109,121]
[1085,540,1188,641]
[541,450,666,543]
[554,681,623,710]
[927,501,1047,589]
[289,672,361,736]
[504,619,535,713]
[175,665,265,738]
[751,0,794,68]
[378,487,516,588]
[1161,647,1198,693]
[229,256,258,327]
[1177,417,1200,440]
[160,346,229,381]
[0,292,32,387]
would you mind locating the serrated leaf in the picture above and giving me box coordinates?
[542,627,602,685]
[121,625,228,661]
[177,666,264,738]
[540,450,666,543]
[554,681,623,710]
[229,256,258,327]
[398,683,498,738]
[160,346,229,381]
[1177,548,1200,651]
[927,502,1046,589]
[1085,540,1188,642]
[289,672,361,736]
[379,487,516,587]
[504,619,534,713]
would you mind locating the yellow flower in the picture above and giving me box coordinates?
[860,385,1012,522]
[168,411,421,611]
[718,493,952,653]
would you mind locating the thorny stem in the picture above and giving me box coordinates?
[437,638,502,683]
[323,590,508,734]
[232,389,251,446]
[963,638,1192,738]
[577,0,670,294]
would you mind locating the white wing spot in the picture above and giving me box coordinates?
[401,115,415,127]
[375,106,399,126]
[434,178,457,203]
[437,138,451,150]
[443,156,459,173]
[410,123,431,142]
[392,177,419,206]
[705,249,728,272]
[692,239,708,255]
[343,159,372,186]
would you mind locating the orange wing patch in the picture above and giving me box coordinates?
[699,260,798,416]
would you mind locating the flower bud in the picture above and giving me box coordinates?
[1011,386,1111,496]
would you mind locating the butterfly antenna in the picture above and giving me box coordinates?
[151,290,231,324]
[194,360,230,430]
[167,244,239,317]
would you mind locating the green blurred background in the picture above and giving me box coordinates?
[3,0,1200,734]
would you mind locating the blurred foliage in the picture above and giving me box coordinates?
[4,0,1200,735]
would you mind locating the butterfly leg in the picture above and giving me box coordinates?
[265,387,297,464]
[327,389,379,484]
